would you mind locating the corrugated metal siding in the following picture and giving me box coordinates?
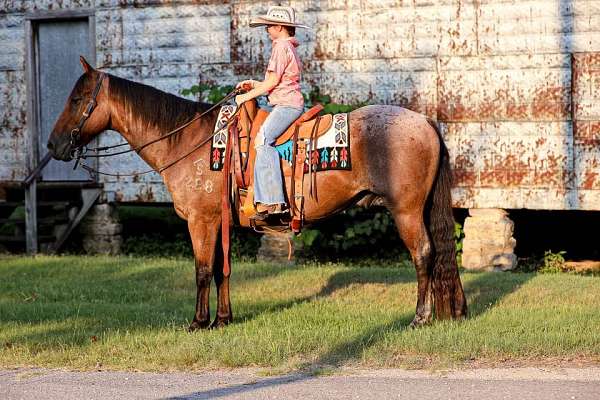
[1,0,599,209]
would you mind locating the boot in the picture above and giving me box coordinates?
[251,203,286,221]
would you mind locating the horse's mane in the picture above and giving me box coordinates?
[108,74,213,133]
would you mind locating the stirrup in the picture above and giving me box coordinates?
[249,210,270,221]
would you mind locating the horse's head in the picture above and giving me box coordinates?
[47,56,111,161]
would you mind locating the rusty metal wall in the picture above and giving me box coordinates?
[1,0,599,209]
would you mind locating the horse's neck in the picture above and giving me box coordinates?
[107,91,198,172]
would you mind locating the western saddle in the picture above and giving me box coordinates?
[224,99,333,234]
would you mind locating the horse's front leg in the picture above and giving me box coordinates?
[210,233,233,329]
[187,218,220,332]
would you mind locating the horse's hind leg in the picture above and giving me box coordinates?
[390,209,434,327]
[187,219,220,332]
[210,233,233,329]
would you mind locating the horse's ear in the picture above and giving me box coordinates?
[79,56,94,73]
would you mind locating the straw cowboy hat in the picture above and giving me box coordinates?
[249,5,310,29]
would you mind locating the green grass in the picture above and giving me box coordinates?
[1,255,599,371]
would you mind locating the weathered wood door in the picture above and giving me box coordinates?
[35,18,94,181]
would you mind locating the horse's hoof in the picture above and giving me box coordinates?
[409,316,430,329]
[209,318,232,329]
[187,319,210,332]
[452,312,467,321]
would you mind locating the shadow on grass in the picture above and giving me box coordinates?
[168,267,417,400]
[168,269,529,399]
[166,269,536,399]
[462,270,535,318]
[236,266,417,322]
[1,256,535,379]
[0,257,306,347]
[300,269,536,369]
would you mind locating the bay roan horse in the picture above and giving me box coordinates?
[47,57,467,330]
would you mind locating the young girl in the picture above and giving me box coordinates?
[235,6,308,220]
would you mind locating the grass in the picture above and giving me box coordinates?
[0,254,599,372]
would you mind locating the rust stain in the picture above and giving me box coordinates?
[506,97,529,120]
[135,186,155,202]
[439,82,575,122]
[582,171,599,190]
[437,93,473,121]
[480,154,529,187]
[453,169,477,186]
[230,7,243,64]
[574,53,600,71]
[531,86,570,120]
[479,89,507,120]
[574,121,600,147]
[454,154,475,170]
[232,63,262,76]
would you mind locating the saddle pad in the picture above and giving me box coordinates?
[210,105,351,173]
[276,113,351,172]
[210,105,237,170]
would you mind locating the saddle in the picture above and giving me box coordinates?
[226,99,333,233]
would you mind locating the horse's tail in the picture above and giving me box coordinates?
[425,118,467,320]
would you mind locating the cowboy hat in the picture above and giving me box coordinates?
[249,6,310,29]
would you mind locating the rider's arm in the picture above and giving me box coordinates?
[236,72,280,104]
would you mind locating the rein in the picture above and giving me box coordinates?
[70,73,241,178]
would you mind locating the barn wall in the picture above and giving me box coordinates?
[1,0,599,209]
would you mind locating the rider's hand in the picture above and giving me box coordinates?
[236,80,255,91]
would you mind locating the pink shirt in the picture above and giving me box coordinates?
[265,37,304,109]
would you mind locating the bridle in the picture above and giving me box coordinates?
[67,72,241,177]
[69,72,106,166]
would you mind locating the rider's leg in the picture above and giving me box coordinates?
[253,104,304,210]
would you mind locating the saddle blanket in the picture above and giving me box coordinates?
[210,105,351,172]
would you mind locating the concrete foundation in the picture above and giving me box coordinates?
[80,203,122,255]
[256,233,299,264]
[461,208,517,271]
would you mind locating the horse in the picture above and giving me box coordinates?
[47,57,467,330]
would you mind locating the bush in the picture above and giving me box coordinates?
[539,250,567,273]
[304,86,366,114]
[122,232,192,258]
[181,83,234,103]
[516,250,567,274]
[118,206,261,260]
[296,207,409,261]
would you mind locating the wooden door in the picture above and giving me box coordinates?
[35,18,94,181]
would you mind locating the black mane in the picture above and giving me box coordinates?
[108,74,213,133]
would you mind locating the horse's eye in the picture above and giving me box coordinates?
[71,96,82,104]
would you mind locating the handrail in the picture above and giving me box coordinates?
[23,152,52,187]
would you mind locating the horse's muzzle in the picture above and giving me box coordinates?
[47,136,73,161]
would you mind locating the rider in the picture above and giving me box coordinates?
[235,5,308,220]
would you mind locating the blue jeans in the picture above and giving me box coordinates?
[254,104,304,205]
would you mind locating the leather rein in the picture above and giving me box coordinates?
[69,72,241,178]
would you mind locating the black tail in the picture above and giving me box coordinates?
[425,119,467,320]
